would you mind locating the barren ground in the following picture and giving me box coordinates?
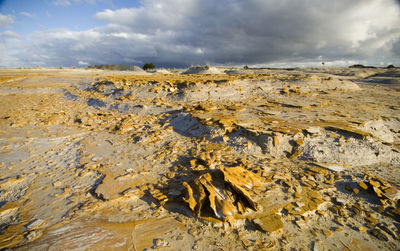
[0,67,400,250]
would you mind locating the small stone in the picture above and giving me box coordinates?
[295,220,307,229]
[334,227,343,232]
[242,239,251,247]
[153,238,170,248]
[351,204,362,215]
[377,206,385,213]
[333,198,345,207]
[387,207,400,217]
[322,229,332,236]
[334,218,344,226]
[166,172,175,179]
[25,230,43,242]
[369,180,381,188]
[365,216,377,224]
[358,226,367,233]
[273,135,279,147]
[383,187,400,201]
[25,219,45,230]
[352,188,360,194]
[188,228,196,236]
[373,186,383,197]
[314,163,345,172]
[295,138,304,146]
[359,181,369,190]
[379,199,388,206]
[263,241,275,249]
[306,127,321,134]
[52,181,62,187]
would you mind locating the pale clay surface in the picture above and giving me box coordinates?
[0,67,400,250]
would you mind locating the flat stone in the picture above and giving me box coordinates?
[253,214,283,233]
[344,238,374,251]
[369,179,381,188]
[370,228,389,241]
[322,229,332,236]
[358,226,367,233]
[359,181,368,190]
[295,220,307,229]
[365,216,376,224]
[306,127,321,134]
[25,219,45,230]
[314,163,346,172]
[383,187,400,201]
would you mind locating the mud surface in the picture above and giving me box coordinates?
[1,67,400,250]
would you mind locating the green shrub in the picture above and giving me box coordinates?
[143,63,155,71]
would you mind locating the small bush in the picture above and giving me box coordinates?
[143,63,155,71]
[387,64,395,68]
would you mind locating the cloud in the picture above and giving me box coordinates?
[0,30,20,38]
[0,13,14,28]
[78,60,89,65]
[19,12,36,18]
[51,0,71,7]
[2,0,400,67]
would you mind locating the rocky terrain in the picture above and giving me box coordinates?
[0,66,400,250]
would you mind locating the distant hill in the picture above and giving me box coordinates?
[348,64,376,69]
[86,64,144,71]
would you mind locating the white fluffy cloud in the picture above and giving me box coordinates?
[0,30,20,38]
[2,0,400,67]
[0,14,14,28]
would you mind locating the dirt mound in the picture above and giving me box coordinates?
[154,68,172,74]
[183,65,225,74]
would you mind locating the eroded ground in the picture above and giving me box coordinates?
[0,67,400,250]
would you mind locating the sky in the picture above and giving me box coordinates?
[0,0,400,68]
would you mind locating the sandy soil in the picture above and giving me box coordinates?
[0,67,400,250]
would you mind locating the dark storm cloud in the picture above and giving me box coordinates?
[1,0,400,67]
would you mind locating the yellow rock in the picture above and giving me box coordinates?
[322,229,332,236]
[273,135,279,147]
[369,179,381,188]
[335,227,343,232]
[182,182,197,211]
[295,138,304,146]
[365,216,376,224]
[359,181,368,190]
[253,214,283,233]
[358,226,367,233]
